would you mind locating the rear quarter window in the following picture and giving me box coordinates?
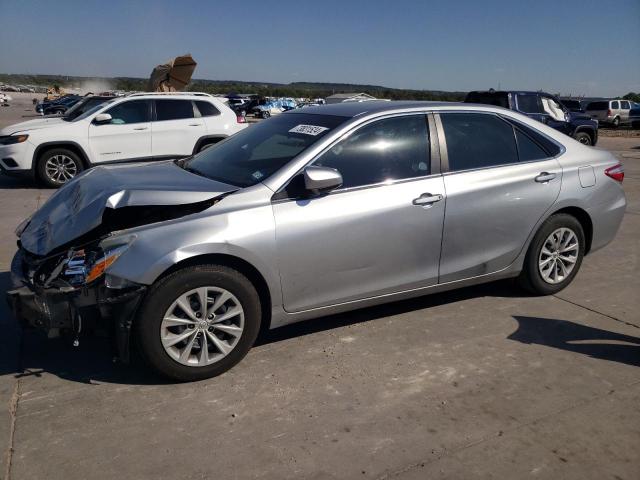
[195,101,221,117]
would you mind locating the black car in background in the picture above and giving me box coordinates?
[465,90,598,145]
[35,94,81,115]
[62,95,113,120]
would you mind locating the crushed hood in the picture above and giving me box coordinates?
[0,117,67,135]
[20,161,236,256]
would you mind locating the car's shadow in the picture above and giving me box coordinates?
[1,271,639,386]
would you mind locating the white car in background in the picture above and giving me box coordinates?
[0,92,248,187]
[0,93,11,104]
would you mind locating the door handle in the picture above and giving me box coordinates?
[133,127,148,131]
[188,123,203,127]
[535,172,556,183]
[412,193,443,207]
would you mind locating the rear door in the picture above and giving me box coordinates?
[436,112,562,283]
[151,99,206,158]
[87,99,152,163]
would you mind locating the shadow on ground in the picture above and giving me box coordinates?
[509,316,640,368]
[2,269,638,386]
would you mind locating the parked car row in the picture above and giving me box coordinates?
[6,100,626,380]
[0,92,247,187]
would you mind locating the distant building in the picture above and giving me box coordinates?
[325,92,376,104]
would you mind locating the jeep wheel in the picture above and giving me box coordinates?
[135,265,262,382]
[574,132,592,146]
[36,148,84,188]
[612,117,620,128]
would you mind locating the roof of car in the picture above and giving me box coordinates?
[286,100,465,118]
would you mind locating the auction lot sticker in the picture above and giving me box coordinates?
[289,124,329,136]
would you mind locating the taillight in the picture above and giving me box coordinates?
[236,115,246,124]
[607,109,612,116]
[604,163,624,183]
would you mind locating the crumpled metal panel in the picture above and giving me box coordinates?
[20,161,234,256]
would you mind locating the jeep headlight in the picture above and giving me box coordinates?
[0,134,29,145]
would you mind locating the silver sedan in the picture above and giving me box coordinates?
[9,101,626,381]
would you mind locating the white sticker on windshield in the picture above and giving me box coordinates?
[289,124,329,136]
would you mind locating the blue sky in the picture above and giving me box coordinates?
[1,0,638,96]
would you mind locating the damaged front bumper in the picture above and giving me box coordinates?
[6,249,147,362]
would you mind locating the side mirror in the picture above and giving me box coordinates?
[93,113,112,124]
[303,166,343,194]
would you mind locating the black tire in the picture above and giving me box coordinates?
[518,214,585,295]
[574,132,592,146]
[197,140,218,153]
[36,147,84,188]
[261,111,270,119]
[135,265,262,382]
[612,117,620,128]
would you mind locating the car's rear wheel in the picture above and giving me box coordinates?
[518,214,585,295]
[261,111,270,119]
[574,132,592,145]
[612,117,620,128]
[36,148,84,188]
[135,265,261,381]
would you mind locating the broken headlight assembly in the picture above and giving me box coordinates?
[60,235,136,288]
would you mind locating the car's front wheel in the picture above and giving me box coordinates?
[518,214,585,295]
[36,148,84,188]
[135,265,262,381]
[261,111,270,119]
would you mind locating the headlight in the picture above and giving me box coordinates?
[63,235,135,286]
[85,244,131,283]
[0,134,29,145]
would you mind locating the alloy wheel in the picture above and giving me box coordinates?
[44,154,78,184]
[538,227,579,284]
[160,287,245,367]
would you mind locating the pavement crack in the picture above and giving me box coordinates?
[3,379,21,480]
[552,295,640,330]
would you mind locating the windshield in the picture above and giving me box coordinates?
[183,113,347,187]
[71,98,117,122]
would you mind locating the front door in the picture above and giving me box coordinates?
[88,99,152,163]
[436,112,562,283]
[272,114,446,312]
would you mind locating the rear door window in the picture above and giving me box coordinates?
[440,113,518,171]
[620,101,630,109]
[516,94,544,114]
[515,129,549,162]
[155,99,195,121]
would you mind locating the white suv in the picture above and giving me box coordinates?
[0,92,248,187]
